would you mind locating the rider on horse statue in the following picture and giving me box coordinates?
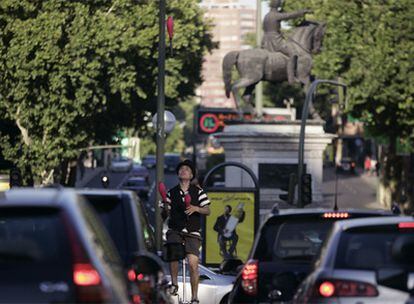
[261,0,311,84]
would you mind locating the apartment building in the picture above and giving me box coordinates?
[198,0,256,108]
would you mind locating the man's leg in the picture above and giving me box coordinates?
[228,233,239,257]
[170,260,179,286]
[187,253,199,301]
[166,230,183,295]
[218,235,228,257]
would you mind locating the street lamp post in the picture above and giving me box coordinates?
[297,79,347,207]
[155,0,166,253]
[255,0,263,118]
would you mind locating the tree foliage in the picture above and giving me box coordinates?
[285,0,414,138]
[285,0,414,209]
[0,0,214,183]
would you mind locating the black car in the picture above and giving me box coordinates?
[142,154,156,169]
[77,189,171,303]
[1,188,129,303]
[122,176,150,199]
[164,153,181,172]
[228,208,394,303]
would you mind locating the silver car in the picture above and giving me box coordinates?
[166,263,235,304]
[293,216,414,304]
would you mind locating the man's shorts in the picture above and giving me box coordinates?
[166,230,201,257]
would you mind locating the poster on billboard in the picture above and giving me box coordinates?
[202,190,257,267]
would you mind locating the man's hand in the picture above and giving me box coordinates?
[185,205,199,216]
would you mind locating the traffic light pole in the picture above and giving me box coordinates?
[155,0,166,253]
[297,80,347,208]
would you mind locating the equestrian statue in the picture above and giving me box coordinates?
[222,0,326,119]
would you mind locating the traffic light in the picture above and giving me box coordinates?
[301,173,312,206]
[279,173,296,205]
[9,168,22,188]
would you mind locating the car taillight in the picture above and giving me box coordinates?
[128,268,137,281]
[322,212,349,219]
[63,214,108,303]
[132,295,142,304]
[316,279,378,297]
[74,263,101,285]
[319,281,335,297]
[398,222,414,229]
[241,259,258,296]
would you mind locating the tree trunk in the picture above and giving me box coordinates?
[377,138,413,214]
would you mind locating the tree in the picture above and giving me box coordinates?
[0,0,214,184]
[285,0,414,211]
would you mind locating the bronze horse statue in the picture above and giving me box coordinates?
[223,21,326,118]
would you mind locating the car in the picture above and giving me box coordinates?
[122,176,150,199]
[164,153,182,172]
[165,262,235,304]
[76,189,172,303]
[336,157,357,174]
[131,162,150,182]
[110,156,133,173]
[1,188,130,303]
[293,216,414,304]
[142,155,156,169]
[227,208,394,303]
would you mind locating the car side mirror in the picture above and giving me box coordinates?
[219,258,243,275]
[199,274,210,281]
[131,251,165,279]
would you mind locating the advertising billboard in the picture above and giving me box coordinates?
[203,191,256,266]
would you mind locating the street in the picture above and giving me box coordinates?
[320,166,381,210]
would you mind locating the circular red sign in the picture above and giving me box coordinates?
[199,113,219,133]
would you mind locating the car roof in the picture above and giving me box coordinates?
[143,155,155,159]
[126,176,146,181]
[333,215,414,231]
[76,188,134,197]
[1,188,78,207]
[270,207,392,217]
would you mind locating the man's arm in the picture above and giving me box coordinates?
[277,9,311,21]
[198,205,211,215]
[185,205,210,216]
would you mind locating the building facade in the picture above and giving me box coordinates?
[199,0,256,108]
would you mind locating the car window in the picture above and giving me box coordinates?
[254,219,333,261]
[132,194,156,252]
[0,207,73,283]
[80,201,121,265]
[125,179,146,187]
[335,230,414,270]
[83,195,131,264]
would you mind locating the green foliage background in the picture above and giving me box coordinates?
[0,0,214,183]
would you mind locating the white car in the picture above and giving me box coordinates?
[294,216,414,304]
[166,263,235,304]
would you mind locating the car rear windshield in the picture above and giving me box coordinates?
[85,196,136,265]
[124,179,147,187]
[0,207,72,282]
[165,155,180,164]
[335,228,414,270]
[254,218,334,261]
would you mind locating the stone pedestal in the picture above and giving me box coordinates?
[214,120,335,209]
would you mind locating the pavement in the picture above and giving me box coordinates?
[319,166,382,210]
